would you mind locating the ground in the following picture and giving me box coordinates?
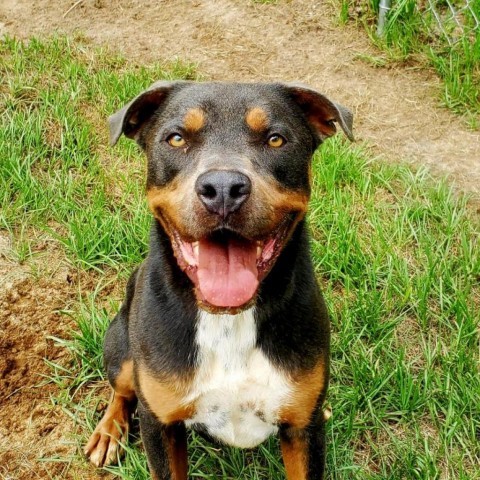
[0,1,478,479]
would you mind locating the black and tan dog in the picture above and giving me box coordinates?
[85,81,353,479]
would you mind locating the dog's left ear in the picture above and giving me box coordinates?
[108,80,189,146]
[284,83,354,142]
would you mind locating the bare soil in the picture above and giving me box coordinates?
[0,274,75,479]
[0,235,108,479]
[0,0,479,478]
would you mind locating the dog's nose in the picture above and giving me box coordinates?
[195,170,252,219]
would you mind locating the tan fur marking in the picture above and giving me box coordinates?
[147,182,194,239]
[281,434,308,480]
[246,107,268,132]
[147,167,309,245]
[137,364,195,424]
[252,176,309,231]
[85,358,137,466]
[165,425,188,480]
[114,359,135,400]
[147,181,185,238]
[147,184,180,219]
[183,108,205,132]
[147,426,187,480]
[280,360,326,428]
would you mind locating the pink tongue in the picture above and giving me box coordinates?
[197,237,259,308]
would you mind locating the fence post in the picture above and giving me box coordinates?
[377,0,392,36]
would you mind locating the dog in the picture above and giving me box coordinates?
[84,81,353,479]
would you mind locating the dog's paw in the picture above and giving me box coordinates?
[84,411,129,467]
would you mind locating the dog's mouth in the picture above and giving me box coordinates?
[168,219,293,311]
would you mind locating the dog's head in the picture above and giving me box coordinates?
[110,81,353,313]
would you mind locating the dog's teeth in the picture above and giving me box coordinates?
[193,242,199,258]
[256,245,262,259]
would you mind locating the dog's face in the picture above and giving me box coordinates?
[110,82,353,312]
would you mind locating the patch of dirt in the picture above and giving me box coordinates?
[0,0,479,197]
[0,244,111,479]
[0,274,73,479]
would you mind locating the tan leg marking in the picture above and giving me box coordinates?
[281,432,309,480]
[85,360,135,467]
[165,424,188,480]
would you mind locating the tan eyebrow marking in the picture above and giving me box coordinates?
[183,108,206,132]
[246,107,268,132]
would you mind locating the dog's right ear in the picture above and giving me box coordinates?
[283,83,354,142]
[108,81,188,146]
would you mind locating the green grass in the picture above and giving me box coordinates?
[339,0,480,126]
[2,36,479,479]
[0,35,197,270]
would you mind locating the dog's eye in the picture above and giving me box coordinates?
[267,134,285,148]
[167,133,186,148]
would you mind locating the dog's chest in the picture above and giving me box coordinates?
[184,309,292,448]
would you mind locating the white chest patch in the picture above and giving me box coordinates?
[184,309,292,448]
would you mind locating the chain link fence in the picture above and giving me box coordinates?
[425,0,480,45]
[377,0,480,45]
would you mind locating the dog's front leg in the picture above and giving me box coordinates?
[280,411,326,480]
[138,401,188,480]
